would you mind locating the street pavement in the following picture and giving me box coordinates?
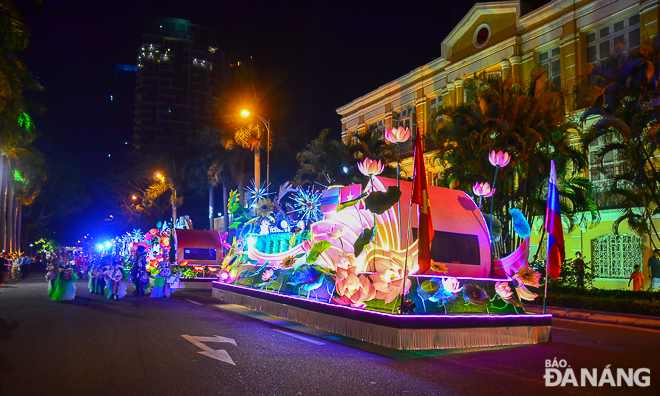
[1,275,659,396]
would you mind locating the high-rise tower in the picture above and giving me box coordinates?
[133,17,225,149]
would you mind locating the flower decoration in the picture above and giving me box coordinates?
[335,255,359,279]
[463,284,491,306]
[332,274,377,308]
[326,224,344,239]
[207,267,218,273]
[488,150,511,168]
[261,269,274,281]
[291,187,322,224]
[495,281,514,299]
[369,257,411,304]
[513,266,541,288]
[256,199,274,218]
[148,228,159,235]
[357,157,385,177]
[159,236,170,247]
[301,239,313,253]
[271,261,283,270]
[441,277,463,294]
[193,266,205,273]
[281,255,296,269]
[384,126,410,144]
[178,260,189,267]
[472,182,495,198]
[228,190,240,211]
[430,260,449,274]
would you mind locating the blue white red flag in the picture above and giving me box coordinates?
[544,160,565,279]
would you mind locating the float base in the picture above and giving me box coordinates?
[212,282,551,350]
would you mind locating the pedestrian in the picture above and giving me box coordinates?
[0,254,9,285]
[20,255,30,278]
[131,247,147,296]
[11,255,20,281]
[629,265,645,291]
[647,249,660,291]
[573,252,586,288]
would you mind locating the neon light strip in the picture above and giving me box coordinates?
[214,282,552,319]
[410,274,514,282]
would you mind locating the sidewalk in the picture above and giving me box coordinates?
[525,304,660,330]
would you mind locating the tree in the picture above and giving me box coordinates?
[580,37,660,246]
[429,70,598,255]
[295,129,352,186]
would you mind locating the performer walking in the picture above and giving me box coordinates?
[104,257,127,300]
[131,247,147,296]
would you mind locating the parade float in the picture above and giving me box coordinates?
[211,131,552,350]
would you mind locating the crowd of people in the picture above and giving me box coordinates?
[0,246,179,300]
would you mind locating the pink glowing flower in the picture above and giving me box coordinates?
[301,239,313,253]
[271,261,283,270]
[332,273,377,308]
[513,266,541,288]
[368,257,411,304]
[326,224,344,239]
[472,182,495,198]
[261,269,274,281]
[488,150,511,168]
[495,281,514,299]
[357,157,385,177]
[335,255,359,279]
[384,126,411,144]
[441,277,463,294]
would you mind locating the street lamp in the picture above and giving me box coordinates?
[240,109,271,196]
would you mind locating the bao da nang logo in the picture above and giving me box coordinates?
[545,359,650,387]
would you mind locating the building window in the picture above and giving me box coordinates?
[429,97,441,116]
[539,47,561,87]
[588,134,621,190]
[586,14,640,65]
[592,234,642,279]
[473,23,491,48]
[394,107,415,131]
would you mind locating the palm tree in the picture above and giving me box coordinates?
[429,70,597,254]
[295,128,351,186]
[580,37,660,245]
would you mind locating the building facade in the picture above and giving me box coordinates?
[133,17,226,150]
[336,0,660,289]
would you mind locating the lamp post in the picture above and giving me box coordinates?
[155,172,178,224]
[240,109,271,196]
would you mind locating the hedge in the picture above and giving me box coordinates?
[531,289,660,317]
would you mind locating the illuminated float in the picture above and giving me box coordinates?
[212,137,551,350]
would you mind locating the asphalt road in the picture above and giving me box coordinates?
[1,275,659,396]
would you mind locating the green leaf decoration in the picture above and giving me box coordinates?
[364,186,402,214]
[353,227,374,257]
[295,253,305,258]
[229,203,241,214]
[228,222,241,229]
[313,265,337,276]
[420,281,440,295]
[337,193,367,211]
[306,240,332,264]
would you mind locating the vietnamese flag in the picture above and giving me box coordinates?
[544,160,565,279]
[411,129,434,273]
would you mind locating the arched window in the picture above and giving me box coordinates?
[592,234,642,279]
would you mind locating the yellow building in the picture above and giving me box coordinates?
[336,0,660,289]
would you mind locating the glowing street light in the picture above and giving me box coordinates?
[131,195,138,201]
[239,109,271,195]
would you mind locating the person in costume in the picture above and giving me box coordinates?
[131,247,148,296]
[150,262,173,298]
[50,252,78,301]
[95,257,108,295]
[104,256,127,300]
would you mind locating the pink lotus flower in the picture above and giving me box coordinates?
[357,157,385,177]
[384,126,410,144]
[326,224,344,239]
[332,274,377,308]
[301,239,313,253]
[495,281,513,299]
[271,261,283,270]
[472,182,495,198]
[368,257,411,304]
[261,269,274,281]
[335,255,358,279]
[488,150,511,168]
[441,277,463,294]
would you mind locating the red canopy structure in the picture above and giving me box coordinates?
[173,229,224,265]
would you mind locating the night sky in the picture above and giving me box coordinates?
[18,0,548,244]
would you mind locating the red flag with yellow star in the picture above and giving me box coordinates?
[411,129,434,273]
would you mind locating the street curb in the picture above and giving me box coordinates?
[525,305,660,330]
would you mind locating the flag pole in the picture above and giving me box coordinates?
[400,129,417,315]
[543,244,549,314]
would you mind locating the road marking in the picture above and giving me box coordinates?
[552,326,579,332]
[185,299,203,306]
[272,329,325,345]
[182,335,237,365]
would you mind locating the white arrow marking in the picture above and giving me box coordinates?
[182,335,237,365]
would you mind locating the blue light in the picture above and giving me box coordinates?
[342,166,349,174]
[104,241,113,248]
[96,243,105,251]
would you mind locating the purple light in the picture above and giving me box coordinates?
[220,271,229,281]
[411,274,514,282]
[213,282,552,319]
